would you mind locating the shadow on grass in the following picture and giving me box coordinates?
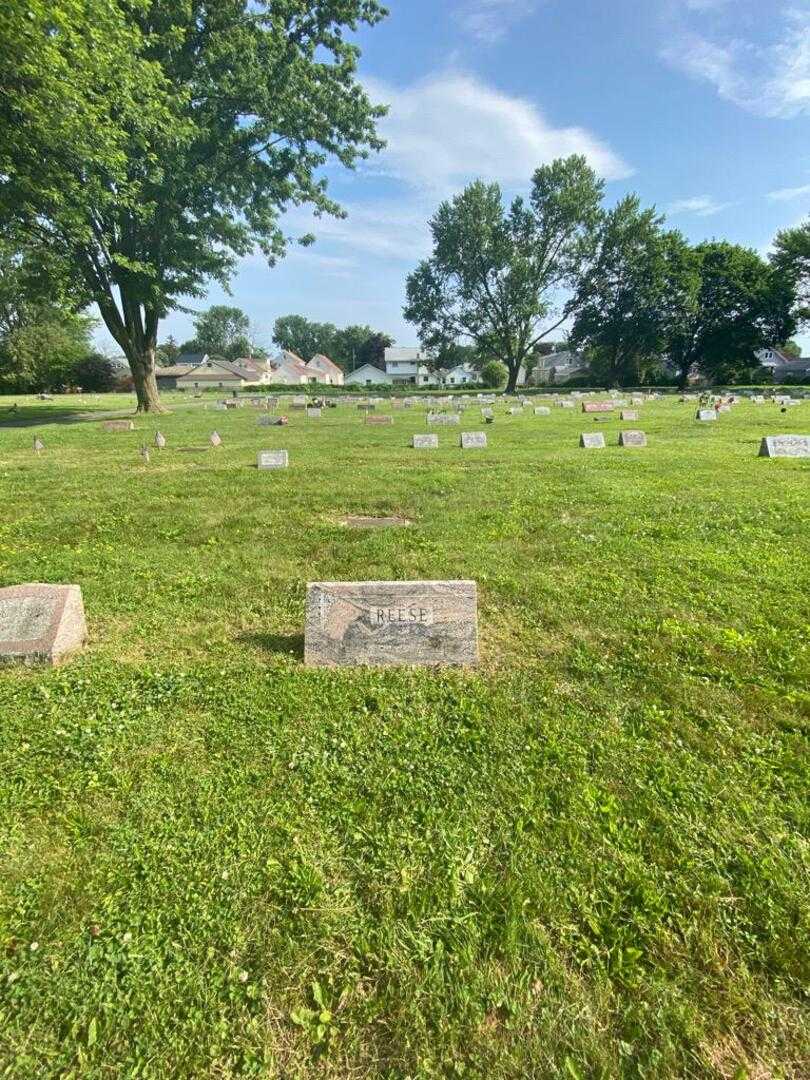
[237,631,304,659]
[0,406,136,428]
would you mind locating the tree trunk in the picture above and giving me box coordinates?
[505,360,520,394]
[129,345,167,413]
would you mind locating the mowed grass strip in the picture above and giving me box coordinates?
[0,393,808,1078]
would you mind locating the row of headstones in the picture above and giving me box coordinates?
[0,579,482,668]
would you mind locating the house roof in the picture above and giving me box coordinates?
[156,364,197,378]
[176,359,255,381]
[307,353,342,375]
[176,352,208,366]
[347,363,388,378]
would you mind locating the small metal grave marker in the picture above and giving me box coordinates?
[257,449,289,469]
[0,583,87,666]
[33,438,44,455]
[305,580,478,668]
[210,431,222,447]
[140,445,150,464]
[412,434,439,449]
[618,429,647,447]
[460,431,487,449]
[758,434,810,458]
[580,432,605,448]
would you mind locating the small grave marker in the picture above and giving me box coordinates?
[460,431,487,449]
[140,445,150,464]
[758,434,810,458]
[618,429,647,447]
[154,431,166,449]
[427,413,461,425]
[0,583,87,666]
[696,409,717,421]
[534,406,551,416]
[103,420,135,432]
[257,449,289,469]
[412,434,438,449]
[620,410,638,421]
[210,431,222,447]
[305,580,478,668]
[33,438,44,455]
[583,402,615,413]
[306,407,321,418]
[580,432,605,448]
[365,415,394,425]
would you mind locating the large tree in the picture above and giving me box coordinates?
[570,199,697,386]
[0,0,386,411]
[180,305,264,360]
[404,156,604,393]
[273,315,339,361]
[770,219,809,323]
[668,242,797,387]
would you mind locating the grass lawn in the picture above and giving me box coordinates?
[0,391,808,1078]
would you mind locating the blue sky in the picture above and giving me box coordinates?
[102,0,810,354]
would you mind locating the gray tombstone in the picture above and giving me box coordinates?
[306,407,321,418]
[460,431,487,449]
[365,415,394,425]
[0,583,87,666]
[305,580,478,667]
[580,432,605,448]
[618,429,647,447]
[257,449,289,469]
[257,415,274,427]
[210,431,222,447]
[103,420,135,432]
[412,434,439,449]
[620,410,638,421]
[509,407,522,416]
[154,431,166,449]
[696,409,717,421]
[481,408,494,419]
[33,438,44,455]
[140,445,150,464]
[758,434,810,458]
[427,413,461,425]
[534,406,551,416]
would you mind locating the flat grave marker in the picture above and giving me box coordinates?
[305,580,478,668]
[534,406,551,416]
[0,583,87,667]
[696,409,717,421]
[427,413,461,425]
[620,410,638,421]
[365,415,393,425]
[103,420,135,432]
[583,402,615,413]
[257,449,289,469]
[306,407,321,418]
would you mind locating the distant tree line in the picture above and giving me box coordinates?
[405,156,808,391]
[271,315,393,371]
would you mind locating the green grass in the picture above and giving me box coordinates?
[0,391,808,1078]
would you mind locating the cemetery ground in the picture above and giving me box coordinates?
[0,392,808,1079]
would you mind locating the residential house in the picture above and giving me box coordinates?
[306,353,344,385]
[529,350,588,385]
[441,363,478,386]
[756,347,810,382]
[382,346,433,385]
[173,358,267,391]
[344,363,392,386]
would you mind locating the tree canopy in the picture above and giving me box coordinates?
[272,315,392,370]
[770,219,810,324]
[178,305,264,361]
[0,0,386,410]
[404,156,604,392]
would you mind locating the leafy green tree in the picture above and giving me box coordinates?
[156,335,181,366]
[570,198,695,386]
[404,156,604,393]
[184,305,264,360]
[479,359,508,389]
[0,307,96,393]
[272,316,339,361]
[770,219,809,322]
[0,1,386,411]
[668,242,797,387]
[781,339,802,358]
[72,353,118,392]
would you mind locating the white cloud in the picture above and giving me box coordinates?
[666,195,732,216]
[662,4,810,118]
[767,182,810,200]
[287,202,433,263]
[366,72,633,193]
[455,0,536,43]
